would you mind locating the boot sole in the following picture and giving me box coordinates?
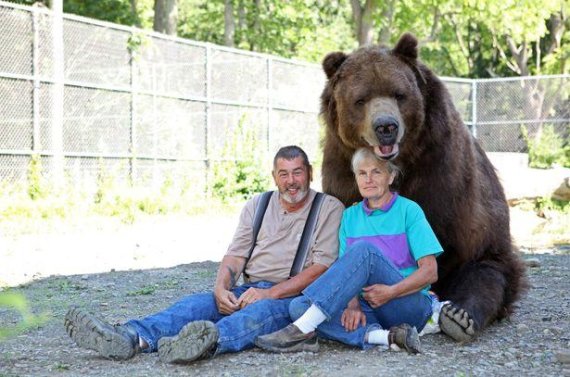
[255,336,319,353]
[64,306,135,360]
[158,321,218,364]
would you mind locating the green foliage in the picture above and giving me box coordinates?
[27,155,48,200]
[63,0,140,26]
[210,114,270,201]
[521,125,569,168]
[535,196,570,213]
[127,32,151,60]
[126,284,157,296]
[0,292,45,341]
[10,0,568,78]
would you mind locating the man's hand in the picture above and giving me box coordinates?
[237,287,273,309]
[362,284,395,308]
[341,306,367,331]
[214,288,239,315]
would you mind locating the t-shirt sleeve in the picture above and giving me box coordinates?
[405,202,443,261]
[310,196,344,267]
[225,196,257,258]
[338,209,349,258]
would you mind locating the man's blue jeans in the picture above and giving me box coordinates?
[289,241,432,349]
[126,281,294,354]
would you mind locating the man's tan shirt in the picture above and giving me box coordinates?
[226,189,344,283]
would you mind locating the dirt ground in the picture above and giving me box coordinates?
[0,250,569,377]
[0,206,569,376]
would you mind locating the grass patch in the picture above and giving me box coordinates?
[126,285,157,296]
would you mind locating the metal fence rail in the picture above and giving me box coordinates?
[0,1,568,195]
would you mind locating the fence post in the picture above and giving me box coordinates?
[471,80,478,138]
[266,57,272,153]
[204,44,212,196]
[152,63,158,187]
[129,30,137,185]
[31,8,40,153]
[51,0,64,186]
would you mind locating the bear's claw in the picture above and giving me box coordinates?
[439,303,476,343]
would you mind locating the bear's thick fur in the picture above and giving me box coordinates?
[320,33,527,342]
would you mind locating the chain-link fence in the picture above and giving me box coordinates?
[0,1,568,195]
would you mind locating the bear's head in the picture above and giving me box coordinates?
[321,33,431,162]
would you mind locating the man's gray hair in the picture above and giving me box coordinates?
[273,145,311,170]
[351,148,401,178]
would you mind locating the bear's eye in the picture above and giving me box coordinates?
[355,99,366,106]
[394,92,406,102]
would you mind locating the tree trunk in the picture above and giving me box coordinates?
[154,0,178,36]
[130,0,141,27]
[506,37,530,76]
[351,0,379,46]
[224,0,235,47]
[377,0,395,45]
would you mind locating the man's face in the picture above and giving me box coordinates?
[272,157,311,205]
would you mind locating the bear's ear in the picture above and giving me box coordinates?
[322,52,348,79]
[393,33,418,60]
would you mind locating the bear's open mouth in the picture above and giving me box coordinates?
[373,144,399,160]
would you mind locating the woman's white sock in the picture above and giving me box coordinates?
[293,304,327,334]
[366,329,390,345]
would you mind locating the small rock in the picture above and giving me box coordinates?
[549,327,562,336]
[81,275,89,280]
[556,350,570,364]
[524,258,541,267]
[517,324,530,333]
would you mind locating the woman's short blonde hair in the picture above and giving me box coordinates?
[351,148,401,179]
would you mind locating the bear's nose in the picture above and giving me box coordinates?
[373,116,399,145]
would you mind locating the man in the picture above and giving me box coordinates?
[64,145,344,364]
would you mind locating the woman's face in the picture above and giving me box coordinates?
[354,158,395,202]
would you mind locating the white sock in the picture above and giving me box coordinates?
[293,304,327,334]
[366,329,390,345]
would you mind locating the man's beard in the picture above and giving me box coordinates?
[280,186,309,204]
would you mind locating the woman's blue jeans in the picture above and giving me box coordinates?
[289,241,432,349]
[126,281,294,354]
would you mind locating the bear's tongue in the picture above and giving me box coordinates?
[373,144,399,159]
[374,145,393,155]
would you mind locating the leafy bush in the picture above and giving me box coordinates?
[27,155,48,200]
[210,114,270,201]
[535,196,570,214]
[521,125,569,168]
[0,292,45,340]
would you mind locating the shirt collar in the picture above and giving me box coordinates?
[362,192,398,216]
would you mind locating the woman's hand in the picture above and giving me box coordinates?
[237,287,273,309]
[341,297,366,331]
[341,307,367,331]
[362,284,395,308]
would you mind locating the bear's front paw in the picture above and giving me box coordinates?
[439,303,476,343]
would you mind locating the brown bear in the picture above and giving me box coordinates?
[320,33,528,342]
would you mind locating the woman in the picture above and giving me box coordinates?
[255,147,443,354]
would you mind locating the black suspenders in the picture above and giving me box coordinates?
[242,191,326,281]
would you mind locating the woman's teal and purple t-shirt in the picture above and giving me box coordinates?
[339,193,443,288]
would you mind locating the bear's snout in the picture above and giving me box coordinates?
[373,115,399,146]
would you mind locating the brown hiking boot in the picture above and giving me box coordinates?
[388,323,421,354]
[64,306,139,360]
[158,321,218,364]
[255,324,318,353]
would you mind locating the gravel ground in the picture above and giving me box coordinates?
[1,246,570,376]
